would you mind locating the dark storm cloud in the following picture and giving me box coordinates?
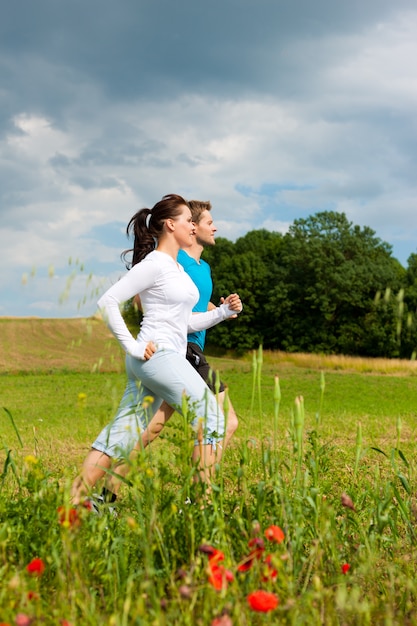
[2,0,416,106]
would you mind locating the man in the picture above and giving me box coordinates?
[135,200,238,452]
[178,199,239,446]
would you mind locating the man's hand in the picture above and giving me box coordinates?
[134,294,142,311]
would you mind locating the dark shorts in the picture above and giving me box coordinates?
[186,342,225,393]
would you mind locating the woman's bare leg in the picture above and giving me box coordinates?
[71,449,112,505]
[103,402,175,494]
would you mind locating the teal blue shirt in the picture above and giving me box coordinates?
[177,249,213,351]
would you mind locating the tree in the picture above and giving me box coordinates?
[265,211,404,355]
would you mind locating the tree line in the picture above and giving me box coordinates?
[202,211,417,358]
[123,211,417,358]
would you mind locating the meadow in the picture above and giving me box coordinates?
[1,318,417,625]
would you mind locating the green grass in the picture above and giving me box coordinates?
[1,352,417,625]
[2,361,417,469]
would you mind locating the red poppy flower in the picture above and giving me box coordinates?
[57,506,80,528]
[207,563,234,591]
[15,615,31,626]
[200,544,232,590]
[341,563,351,574]
[264,525,285,543]
[208,565,223,591]
[247,590,279,612]
[26,557,45,577]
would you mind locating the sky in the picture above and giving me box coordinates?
[1,0,416,318]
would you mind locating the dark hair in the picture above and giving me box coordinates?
[187,200,212,224]
[121,194,188,268]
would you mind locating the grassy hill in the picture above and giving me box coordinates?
[2,316,417,376]
[0,316,125,373]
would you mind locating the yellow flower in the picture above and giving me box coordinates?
[24,455,38,465]
[126,516,137,529]
[142,395,154,409]
[78,392,87,401]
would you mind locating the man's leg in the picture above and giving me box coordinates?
[189,392,237,480]
[218,389,238,449]
[187,343,239,453]
[109,399,220,493]
[192,442,219,484]
[103,394,236,496]
[132,350,226,488]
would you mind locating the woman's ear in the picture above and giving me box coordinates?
[165,218,175,232]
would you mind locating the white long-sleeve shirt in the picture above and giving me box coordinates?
[97,250,236,360]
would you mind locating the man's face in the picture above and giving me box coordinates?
[195,210,217,247]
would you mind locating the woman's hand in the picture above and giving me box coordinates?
[144,341,157,360]
[222,293,243,314]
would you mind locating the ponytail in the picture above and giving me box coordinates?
[121,208,154,268]
[121,194,188,268]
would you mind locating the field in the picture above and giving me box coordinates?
[1,317,417,625]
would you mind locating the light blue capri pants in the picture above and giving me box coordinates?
[92,349,225,458]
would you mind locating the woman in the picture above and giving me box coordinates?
[71,194,242,505]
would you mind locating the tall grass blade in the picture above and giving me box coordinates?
[1,447,21,486]
[316,370,325,426]
[3,407,23,447]
[370,447,388,457]
[273,375,281,451]
[250,349,257,415]
[256,344,263,418]
[353,421,362,477]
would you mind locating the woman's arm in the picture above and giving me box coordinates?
[98,260,158,359]
[188,294,242,333]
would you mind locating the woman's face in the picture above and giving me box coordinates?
[174,204,195,247]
